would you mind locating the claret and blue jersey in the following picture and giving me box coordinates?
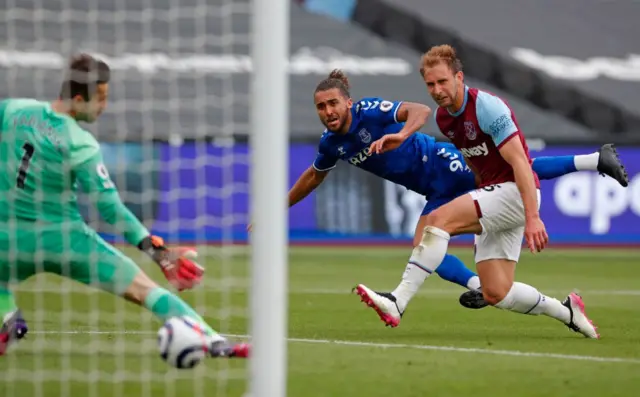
[434,85,539,188]
[312,97,477,210]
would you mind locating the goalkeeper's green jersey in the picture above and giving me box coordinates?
[0,98,149,246]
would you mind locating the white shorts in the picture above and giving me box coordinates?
[469,182,541,263]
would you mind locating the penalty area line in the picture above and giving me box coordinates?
[31,330,640,365]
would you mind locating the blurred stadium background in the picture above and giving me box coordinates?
[1,1,639,396]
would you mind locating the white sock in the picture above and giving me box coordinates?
[530,295,571,324]
[391,263,429,312]
[574,153,599,171]
[466,276,481,291]
[495,282,571,324]
[392,226,450,311]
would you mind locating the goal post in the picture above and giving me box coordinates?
[249,0,290,396]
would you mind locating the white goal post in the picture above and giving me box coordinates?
[249,0,290,397]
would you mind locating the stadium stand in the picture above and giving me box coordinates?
[351,0,640,143]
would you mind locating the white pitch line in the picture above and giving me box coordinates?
[31,330,640,365]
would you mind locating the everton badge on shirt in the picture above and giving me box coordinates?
[358,128,372,144]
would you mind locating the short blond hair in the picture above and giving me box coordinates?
[419,44,463,77]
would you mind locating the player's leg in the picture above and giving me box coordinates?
[414,202,480,291]
[468,185,597,337]
[55,228,249,358]
[473,228,598,338]
[355,182,599,337]
[532,143,628,186]
[0,230,36,355]
[362,207,483,324]
[0,286,28,356]
[354,190,482,327]
[414,144,481,291]
[121,271,248,358]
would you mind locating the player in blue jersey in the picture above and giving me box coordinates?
[287,69,628,313]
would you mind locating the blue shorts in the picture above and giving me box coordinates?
[421,142,477,216]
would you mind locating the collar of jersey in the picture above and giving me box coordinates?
[447,85,469,117]
[346,107,360,134]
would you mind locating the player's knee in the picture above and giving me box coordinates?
[424,210,446,229]
[123,272,159,305]
[424,208,462,235]
[481,283,512,306]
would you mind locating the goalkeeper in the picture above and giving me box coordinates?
[0,53,248,359]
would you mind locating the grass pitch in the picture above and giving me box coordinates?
[1,246,639,397]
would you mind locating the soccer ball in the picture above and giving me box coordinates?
[157,316,210,369]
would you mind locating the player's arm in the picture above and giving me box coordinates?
[72,154,149,247]
[290,139,336,207]
[477,94,547,251]
[366,99,431,154]
[499,139,539,221]
[70,140,203,291]
[289,166,329,207]
[393,101,432,140]
[500,139,548,251]
[476,95,538,217]
[247,141,334,232]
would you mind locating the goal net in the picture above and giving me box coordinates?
[0,0,288,396]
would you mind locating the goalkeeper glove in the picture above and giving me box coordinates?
[138,235,204,292]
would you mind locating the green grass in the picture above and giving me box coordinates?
[1,246,640,397]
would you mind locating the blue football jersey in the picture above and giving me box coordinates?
[312,97,474,200]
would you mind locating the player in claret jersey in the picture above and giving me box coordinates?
[354,45,603,338]
[0,53,249,358]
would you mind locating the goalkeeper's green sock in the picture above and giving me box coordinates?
[0,288,18,321]
[143,287,219,337]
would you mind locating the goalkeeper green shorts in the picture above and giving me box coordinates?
[0,222,141,296]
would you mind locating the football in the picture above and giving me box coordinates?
[157,316,210,369]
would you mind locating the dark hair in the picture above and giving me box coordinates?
[314,69,350,98]
[59,53,111,101]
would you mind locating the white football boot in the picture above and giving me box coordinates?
[562,293,600,339]
[353,284,403,327]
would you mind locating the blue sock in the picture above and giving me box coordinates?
[435,254,478,289]
[531,156,577,180]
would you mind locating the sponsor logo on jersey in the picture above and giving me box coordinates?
[463,121,477,140]
[337,146,346,156]
[358,128,371,144]
[490,114,514,136]
[459,142,489,157]
[348,147,373,165]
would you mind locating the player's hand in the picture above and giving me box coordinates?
[368,133,406,155]
[139,235,205,292]
[525,215,548,253]
[247,223,253,232]
[161,247,205,292]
